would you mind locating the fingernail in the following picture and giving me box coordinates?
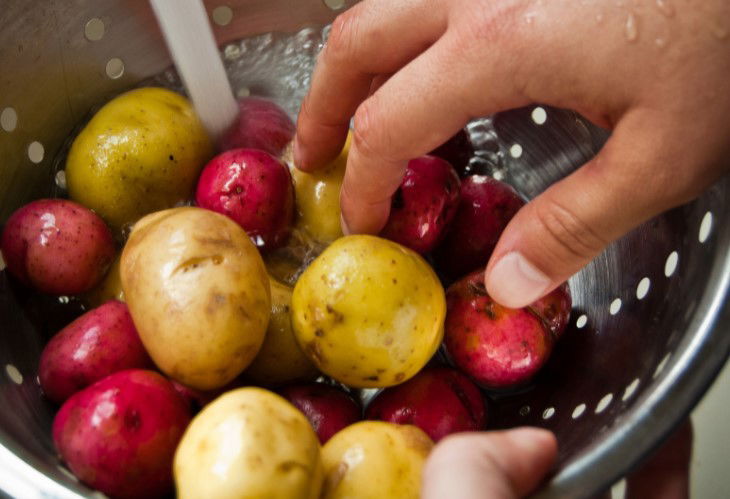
[486,252,551,308]
[340,213,351,235]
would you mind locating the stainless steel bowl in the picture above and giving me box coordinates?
[0,1,728,497]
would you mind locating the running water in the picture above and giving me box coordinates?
[149,0,238,142]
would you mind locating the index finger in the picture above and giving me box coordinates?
[293,0,447,171]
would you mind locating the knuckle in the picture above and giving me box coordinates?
[352,100,384,161]
[533,198,609,262]
[325,10,359,63]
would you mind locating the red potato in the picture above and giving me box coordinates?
[444,270,553,389]
[529,282,572,339]
[279,383,361,444]
[434,176,525,280]
[429,129,474,177]
[38,300,152,404]
[379,156,461,255]
[53,370,191,499]
[0,199,115,295]
[219,97,295,157]
[365,366,486,441]
[195,148,295,251]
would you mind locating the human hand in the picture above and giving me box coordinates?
[294,0,730,308]
[420,421,691,499]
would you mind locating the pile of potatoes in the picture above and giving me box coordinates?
[0,87,571,499]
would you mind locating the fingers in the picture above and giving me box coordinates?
[422,428,558,499]
[484,109,706,308]
[626,421,693,499]
[294,0,448,171]
[339,28,531,234]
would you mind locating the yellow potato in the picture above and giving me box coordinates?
[84,253,124,308]
[244,277,319,385]
[66,87,212,230]
[321,421,433,499]
[291,235,445,388]
[174,387,323,499]
[120,207,270,390]
[290,133,350,243]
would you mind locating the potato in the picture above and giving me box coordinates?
[174,387,323,499]
[290,132,350,243]
[291,235,445,388]
[39,300,152,403]
[0,199,115,295]
[66,87,212,230]
[321,421,433,499]
[120,207,270,390]
[244,277,319,385]
[84,253,124,308]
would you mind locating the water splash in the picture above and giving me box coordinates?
[625,12,639,42]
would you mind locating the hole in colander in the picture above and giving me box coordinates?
[58,296,70,304]
[595,393,613,413]
[519,405,530,416]
[5,364,23,385]
[576,314,588,328]
[509,143,523,158]
[236,87,251,98]
[84,18,105,41]
[55,171,67,190]
[212,5,233,26]
[699,212,713,243]
[1,107,18,132]
[542,407,555,419]
[623,378,640,401]
[609,298,622,315]
[653,353,670,378]
[531,106,547,125]
[105,58,125,79]
[664,251,679,277]
[27,141,44,163]
[636,277,651,300]
[323,0,347,10]
[572,403,586,419]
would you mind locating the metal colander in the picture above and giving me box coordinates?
[0,1,728,498]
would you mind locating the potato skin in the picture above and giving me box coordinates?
[120,207,270,390]
[244,278,319,386]
[321,421,433,499]
[289,133,350,243]
[291,235,445,388]
[38,300,152,403]
[174,387,323,499]
[0,199,115,295]
[66,87,212,230]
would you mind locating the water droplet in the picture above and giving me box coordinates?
[655,37,667,47]
[625,13,639,42]
[595,12,605,24]
[655,0,675,18]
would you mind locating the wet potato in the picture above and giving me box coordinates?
[174,387,323,499]
[244,277,319,386]
[120,207,270,390]
[321,421,433,499]
[291,235,446,388]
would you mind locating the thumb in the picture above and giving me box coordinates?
[422,428,558,499]
[485,111,697,308]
